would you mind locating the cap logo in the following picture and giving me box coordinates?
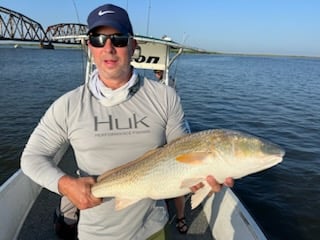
[98,10,115,16]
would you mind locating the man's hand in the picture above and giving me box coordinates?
[58,175,102,210]
[190,175,234,193]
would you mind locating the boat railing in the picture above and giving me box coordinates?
[0,143,69,240]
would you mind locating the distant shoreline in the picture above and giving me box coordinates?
[1,42,319,59]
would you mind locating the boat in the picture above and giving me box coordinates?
[39,40,55,49]
[0,35,267,240]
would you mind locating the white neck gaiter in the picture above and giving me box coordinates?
[89,69,139,107]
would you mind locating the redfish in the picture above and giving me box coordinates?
[92,129,285,210]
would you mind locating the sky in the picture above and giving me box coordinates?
[1,0,319,57]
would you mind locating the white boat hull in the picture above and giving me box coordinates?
[203,187,266,240]
[0,170,41,240]
[0,143,69,240]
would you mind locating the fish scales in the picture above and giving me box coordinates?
[91,129,285,210]
[93,130,216,197]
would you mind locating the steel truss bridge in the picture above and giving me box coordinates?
[0,6,88,45]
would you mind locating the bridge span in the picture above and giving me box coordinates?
[0,6,88,47]
[46,23,88,44]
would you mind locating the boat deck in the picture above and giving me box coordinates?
[18,148,214,240]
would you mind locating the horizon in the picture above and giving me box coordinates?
[1,0,319,57]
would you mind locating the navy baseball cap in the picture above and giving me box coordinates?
[87,4,133,35]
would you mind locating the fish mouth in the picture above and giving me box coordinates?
[259,146,285,169]
[261,141,285,158]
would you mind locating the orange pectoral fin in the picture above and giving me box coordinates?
[175,152,210,165]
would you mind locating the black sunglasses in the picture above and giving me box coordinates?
[89,33,131,48]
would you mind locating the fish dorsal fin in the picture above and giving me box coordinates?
[167,133,192,145]
[97,148,160,182]
[176,152,211,165]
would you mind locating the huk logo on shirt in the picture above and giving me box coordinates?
[94,113,150,131]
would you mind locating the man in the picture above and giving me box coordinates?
[21,4,232,239]
[154,69,176,87]
[154,70,164,84]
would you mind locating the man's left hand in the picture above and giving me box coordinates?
[190,176,234,193]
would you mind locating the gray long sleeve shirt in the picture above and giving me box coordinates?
[21,75,187,239]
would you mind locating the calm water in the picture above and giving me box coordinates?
[1,48,319,239]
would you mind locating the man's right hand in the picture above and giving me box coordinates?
[58,175,102,210]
